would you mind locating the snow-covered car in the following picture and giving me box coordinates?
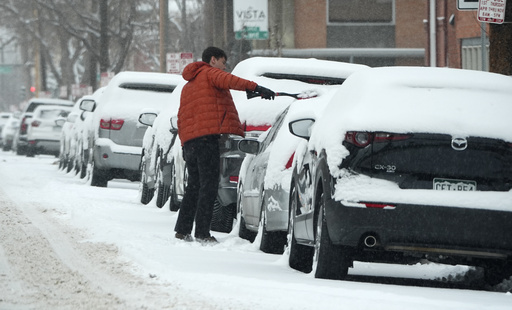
[287,66,512,285]
[0,112,12,147]
[236,61,368,253]
[1,113,20,151]
[138,79,185,209]
[58,97,86,172]
[26,105,72,157]
[80,71,183,187]
[14,98,73,155]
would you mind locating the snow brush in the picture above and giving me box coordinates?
[246,90,319,100]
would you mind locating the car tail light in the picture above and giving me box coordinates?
[285,152,295,170]
[100,118,124,130]
[345,132,411,147]
[363,202,396,209]
[245,124,271,132]
[31,120,41,127]
[20,117,29,134]
[229,176,239,183]
[345,131,372,147]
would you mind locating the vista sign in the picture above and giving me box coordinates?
[233,0,269,40]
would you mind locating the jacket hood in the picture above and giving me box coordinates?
[182,61,210,81]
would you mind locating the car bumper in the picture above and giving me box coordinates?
[325,199,512,260]
[93,138,142,171]
[29,140,60,153]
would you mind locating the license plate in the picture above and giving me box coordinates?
[433,178,476,191]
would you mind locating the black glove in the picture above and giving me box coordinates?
[254,85,275,100]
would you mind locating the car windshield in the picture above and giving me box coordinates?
[39,109,66,119]
[261,73,346,85]
[119,83,176,93]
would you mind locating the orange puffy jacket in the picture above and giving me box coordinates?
[178,61,258,145]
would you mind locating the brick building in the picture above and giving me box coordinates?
[205,0,488,70]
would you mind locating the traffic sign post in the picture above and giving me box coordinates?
[478,0,507,24]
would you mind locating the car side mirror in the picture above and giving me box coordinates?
[289,118,315,140]
[138,112,158,127]
[79,99,96,112]
[238,139,259,154]
[169,115,178,134]
[55,118,66,127]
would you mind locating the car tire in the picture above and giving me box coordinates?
[259,200,287,254]
[288,185,314,273]
[168,162,181,211]
[79,149,88,179]
[313,193,353,280]
[90,161,108,187]
[140,157,154,204]
[238,186,257,242]
[211,200,236,233]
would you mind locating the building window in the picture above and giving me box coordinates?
[328,0,394,24]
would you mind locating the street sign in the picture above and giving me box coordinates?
[233,0,269,40]
[0,65,12,74]
[478,0,507,23]
[458,0,479,10]
[166,52,194,74]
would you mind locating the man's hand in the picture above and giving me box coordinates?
[255,85,275,100]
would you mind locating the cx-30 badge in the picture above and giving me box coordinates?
[451,137,468,151]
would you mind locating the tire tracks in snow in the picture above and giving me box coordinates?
[0,187,205,309]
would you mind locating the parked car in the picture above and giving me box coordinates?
[287,66,512,285]
[26,105,72,157]
[234,59,368,249]
[58,97,86,171]
[0,112,12,148]
[1,113,20,151]
[237,88,343,254]
[14,98,73,155]
[138,80,185,208]
[80,71,183,187]
[73,87,106,179]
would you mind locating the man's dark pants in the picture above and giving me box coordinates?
[174,135,220,238]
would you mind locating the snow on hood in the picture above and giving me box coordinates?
[231,57,369,127]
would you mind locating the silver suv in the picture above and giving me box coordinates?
[80,71,183,187]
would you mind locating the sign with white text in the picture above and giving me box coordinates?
[478,0,507,23]
[233,0,269,40]
[167,52,194,74]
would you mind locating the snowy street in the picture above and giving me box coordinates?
[0,151,510,310]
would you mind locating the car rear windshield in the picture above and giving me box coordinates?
[261,73,346,85]
[119,83,176,93]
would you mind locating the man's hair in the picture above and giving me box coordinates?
[202,46,227,63]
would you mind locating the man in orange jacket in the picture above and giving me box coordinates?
[175,46,275,243]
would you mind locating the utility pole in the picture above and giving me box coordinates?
[488,0,512,75]
[159,0,168,73]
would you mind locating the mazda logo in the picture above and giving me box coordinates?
[451,137,468,151]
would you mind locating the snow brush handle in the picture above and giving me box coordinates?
[246,90,317,100]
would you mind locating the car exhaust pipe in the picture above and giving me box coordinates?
[364,235,378,248]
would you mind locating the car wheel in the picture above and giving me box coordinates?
[238,184,257,242]
[140,157,154,204]
[79,149,88,179]
[211,200,236,233]
[16,145,26,156]
[259,194,287,254]
[166,160,181,211]
[313,193,353,280]
[288,185,314,273]
[90,160,108,187]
